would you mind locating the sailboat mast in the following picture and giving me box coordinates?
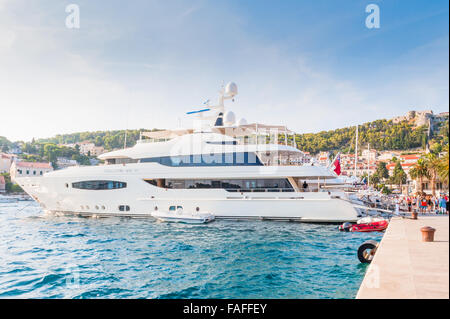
[354,125,358,177]
[367,143,370,186]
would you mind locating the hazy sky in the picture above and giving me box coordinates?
[0,0,448,142]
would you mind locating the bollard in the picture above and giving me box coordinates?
[411,212,418,220]
[420,226,436,242]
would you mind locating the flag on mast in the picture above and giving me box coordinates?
[333,154,341,176]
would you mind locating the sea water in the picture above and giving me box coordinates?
[0,201,383,299]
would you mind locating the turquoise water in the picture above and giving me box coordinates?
[0,201,383,299]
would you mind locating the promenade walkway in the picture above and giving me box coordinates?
[357,215,449,299]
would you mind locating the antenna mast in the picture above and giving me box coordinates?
[354,125,359,177]
[367,143,370,186]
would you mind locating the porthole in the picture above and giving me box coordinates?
[154,206,158,211]
[101,206,105,210]
[65,183,69,188]
[196,207,200,212]
[95,205,99,210]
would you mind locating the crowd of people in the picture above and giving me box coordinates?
[402,194,450,214]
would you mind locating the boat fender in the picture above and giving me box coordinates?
[357,240,378,263]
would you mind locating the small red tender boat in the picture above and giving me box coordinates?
[349,220,389,232]
[339,218,389,232]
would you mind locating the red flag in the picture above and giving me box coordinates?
[333,155,341,176]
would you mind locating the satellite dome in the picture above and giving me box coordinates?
[237,118,247,126]
[224,111,236,126]
[225,82,238,97]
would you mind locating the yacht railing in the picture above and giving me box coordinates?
[225,188,295,192]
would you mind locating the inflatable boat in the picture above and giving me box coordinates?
[339,217,389,232]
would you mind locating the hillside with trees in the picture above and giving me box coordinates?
[292,119,432,155]
[2,115,448,158]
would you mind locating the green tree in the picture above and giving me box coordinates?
[425,153,441,196]
[369,173,380,186]
[375,162,389,181]
[391,161,407,190]
[438,145,449,184]
[410,158,430,193]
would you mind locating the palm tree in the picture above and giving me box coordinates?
[425,153,441,196]
[409,158,430,194]
[437,145,449,185]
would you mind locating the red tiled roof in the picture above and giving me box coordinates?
[1,153,16,159]
[402,162,415,166]
[15,162,52,169]
[400,154,421,159]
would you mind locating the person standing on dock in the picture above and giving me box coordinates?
[446,195,449,214]
[427,197,432,214]
[421,198,428,214]
[394,197,400,216]
[439,196,446,214]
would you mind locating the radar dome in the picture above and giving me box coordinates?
[225,82,238,97]
[237,118,247,126]
[224,111,236,126]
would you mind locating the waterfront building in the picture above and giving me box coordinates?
[10,161,53,182]
[79,142,105,157]
[0,153,17,173]
[0,175,5,193]
[377,151,399,162]
[399,153,421,164]
[361,149,377,162]
[317,152,330,166]
[78,141,96,155]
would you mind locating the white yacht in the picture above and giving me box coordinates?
[16,83,362,222]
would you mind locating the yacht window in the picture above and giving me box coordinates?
[119,205,130,211]
[156,178,293,192]
[140,152,262,166]
[106,158,138,165]
[206,141,237,145]
[144,179,157,186]
[169,206,176,211]
[72,180,127,190]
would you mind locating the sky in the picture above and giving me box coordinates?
[0,0,448,142]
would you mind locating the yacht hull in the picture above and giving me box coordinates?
[16,172,359,223]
